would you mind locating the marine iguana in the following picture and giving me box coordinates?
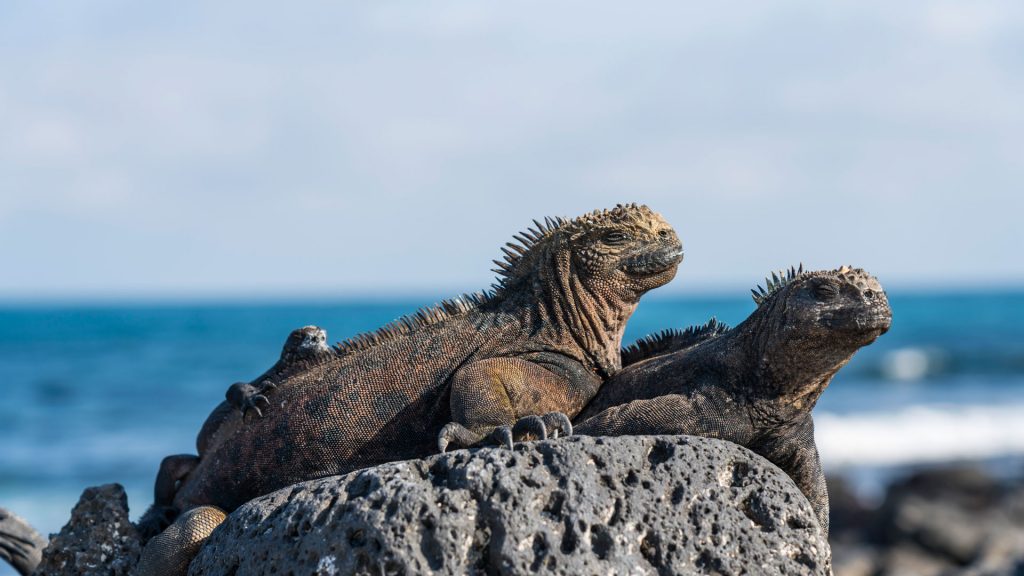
[0,507,47,576]
[133,204,682,574]
[574,265,892,535]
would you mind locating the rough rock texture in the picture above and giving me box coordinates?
[34,483,141,576]
[191,435,829,576]
[829,466,1024,576]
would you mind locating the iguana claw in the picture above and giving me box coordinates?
[487,425,514,450]
[246,397,267,418]
[226,380,275,419]
[437,413,572,454]
[511,415,547,442]
[437,422,478,454]
[436,422,515,452]
[541,412,573,439]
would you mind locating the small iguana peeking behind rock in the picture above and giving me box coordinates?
[136,204,682,574]
[574,265,892,535]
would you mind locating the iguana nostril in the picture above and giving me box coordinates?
[864,290,875,299]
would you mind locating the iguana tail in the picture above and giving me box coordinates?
[136,506,226,576]
[0,507,48,576]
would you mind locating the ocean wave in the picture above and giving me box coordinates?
[816,403,1024,467]
[852,346,1024,382]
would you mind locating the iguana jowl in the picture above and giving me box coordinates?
[574,265,892,535]
[134,204,682,572]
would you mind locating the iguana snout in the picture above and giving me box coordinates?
[802,267,892,341]
[620,244,684,277]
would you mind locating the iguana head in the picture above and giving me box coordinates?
[753,265,891,343]
[748,265,891,409]
[493,203,681,373]
[494,203,682,301]
[566,204,683,299]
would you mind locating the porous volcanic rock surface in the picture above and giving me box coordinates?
[190,435,829,575]
[35,483,141,576]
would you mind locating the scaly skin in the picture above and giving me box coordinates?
[0,507,47,576]
[135,204,682,574]
[574,265,892,536]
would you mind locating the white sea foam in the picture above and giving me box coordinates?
[877,345,961,381]
[816,403,1024,468]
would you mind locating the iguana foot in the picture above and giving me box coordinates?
[511,415,547,441]
[437,423,514,452]
[437,413,573,453]
[225,379,276,418]
[509,412,572,440]
[541,411,573,439]
[437,422,483,453]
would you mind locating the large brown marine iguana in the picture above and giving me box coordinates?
[129,204,682,574]
[574,265,892,535]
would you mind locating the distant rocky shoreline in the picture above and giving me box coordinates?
[828,464,1024,576]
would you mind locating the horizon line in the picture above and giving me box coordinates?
[1,280,1023,308]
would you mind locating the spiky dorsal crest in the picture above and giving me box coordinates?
[334,203,654,357]
[490,215,567,291]
[750,264,876,306]
[750,264,806,305]
[334,292,491,356]
[621,318,731,366]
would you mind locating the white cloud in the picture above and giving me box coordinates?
[0,1,1022,297]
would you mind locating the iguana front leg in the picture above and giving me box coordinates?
[573,394,719,437]
[438,358,578,452]
[136,454,201,541]
[754,415,829,537]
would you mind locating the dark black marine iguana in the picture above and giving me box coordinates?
[126,204,683,575]
[574,265,892,535]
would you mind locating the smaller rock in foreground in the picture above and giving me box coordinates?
[34,483,141,576]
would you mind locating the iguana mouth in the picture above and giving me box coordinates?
[863,314,892,334]
[623,246,684,276]
[822,314,891,337]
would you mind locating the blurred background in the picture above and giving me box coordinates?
[2,2,1023,574]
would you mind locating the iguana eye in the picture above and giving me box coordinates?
[602,231,631,245]
[813,281,839,300]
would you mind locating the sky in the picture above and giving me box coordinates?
[1,1,1022,299]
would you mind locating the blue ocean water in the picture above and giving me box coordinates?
[1,291,1023,548]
